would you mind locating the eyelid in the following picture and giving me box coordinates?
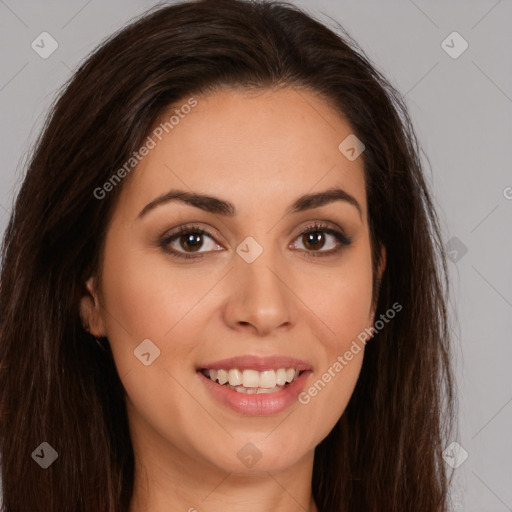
[159,220,352,260]
[289,221,352,257]
[158,223,223,259]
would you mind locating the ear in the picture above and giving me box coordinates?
[368,244,387,326]
[79,276,107,337]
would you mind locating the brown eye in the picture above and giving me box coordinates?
[291,222,352,258]
[160,225,223,260]
[302,231,327,251]
[178,232,204,252]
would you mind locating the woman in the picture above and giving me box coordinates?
[0,0,456,510]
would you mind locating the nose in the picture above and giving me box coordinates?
[222,247,294,337]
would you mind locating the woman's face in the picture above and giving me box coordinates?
[82,87,383,477]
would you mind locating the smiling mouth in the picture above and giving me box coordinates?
[200,367,304,394]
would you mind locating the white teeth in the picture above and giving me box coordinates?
[258,370,276,388]
[217,369,229,385]
[226,383,284,394]
[228,369,242,386]
[275,368,287,386]
[285,368,296,383]
[256,387,277,394]
[204,367,301,390]
[242,369,259,388]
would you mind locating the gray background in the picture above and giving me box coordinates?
[0,1,511,510]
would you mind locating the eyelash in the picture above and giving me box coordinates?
[159,221,352,260]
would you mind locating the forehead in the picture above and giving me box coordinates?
[117,87,367,219]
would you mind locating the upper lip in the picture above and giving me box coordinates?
[198,355,312,372]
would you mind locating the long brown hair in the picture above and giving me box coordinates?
[0,1,456,510]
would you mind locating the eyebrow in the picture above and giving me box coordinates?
[137,186,362,219]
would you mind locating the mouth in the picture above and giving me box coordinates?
[199,367,305,394]
[196,355,312,415]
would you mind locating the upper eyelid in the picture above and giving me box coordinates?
[161,221,348,248]
[163,220,343,237]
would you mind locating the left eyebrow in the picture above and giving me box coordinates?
[286,187,362,219]
[137,186,362,219]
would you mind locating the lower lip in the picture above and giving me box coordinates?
[197,370,311,415]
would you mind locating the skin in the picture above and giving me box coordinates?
[80,86,385,512]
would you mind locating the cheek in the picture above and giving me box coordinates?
[296,272,370,441]
[307,243,374,352]
[100,238,212,350]
[98,240,215,451]
[293,243,372,437]
[297,352,363,447]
